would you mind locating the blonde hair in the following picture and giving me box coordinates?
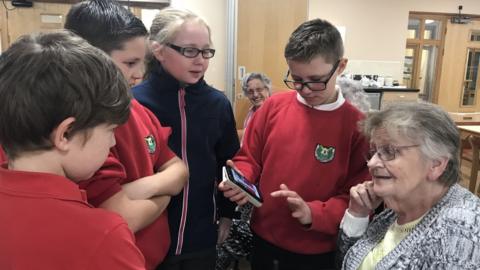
[149,7,212,45]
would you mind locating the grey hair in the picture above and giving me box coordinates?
[360,101,460,186]
[149,7,212,45]
[241,72,272,96]
[337,76,371,113]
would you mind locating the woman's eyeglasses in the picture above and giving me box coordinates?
[367,145,419,161]
[246,87,267,96]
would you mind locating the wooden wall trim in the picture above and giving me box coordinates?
[411,11,480,20]
[31,0,169,9]
[32,0,79,3]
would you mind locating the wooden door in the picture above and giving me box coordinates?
[0,2,72,49]
[235,0,307,129]
[0,2,145,53]
[0,3,6,51]
[437,19,480,112]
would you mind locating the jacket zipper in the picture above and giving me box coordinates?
[175,88,189,255]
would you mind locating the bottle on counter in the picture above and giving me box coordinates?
[384,76,393,87]
[376,76,385,87]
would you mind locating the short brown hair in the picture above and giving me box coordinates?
[65,0,148,54]
[285,18,344,64]
[0,31,130,159]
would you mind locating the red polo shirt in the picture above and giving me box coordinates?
[0,166,145,270]
[79,100,176,270]
[0,149,6,164]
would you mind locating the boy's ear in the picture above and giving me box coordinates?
[150,41,165,62]
[337,58,348,74]
[51,117,76,151]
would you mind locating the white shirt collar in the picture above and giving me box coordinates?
[296,86,345,111]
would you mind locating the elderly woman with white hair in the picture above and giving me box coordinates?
[337,101,480,269]
[237,72,272,141]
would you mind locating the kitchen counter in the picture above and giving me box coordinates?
[363,87,420,93]
[363,87,420,110]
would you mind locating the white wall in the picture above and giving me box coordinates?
[308,0,480,81]
[140,0,227,90]
[141,0,480,90]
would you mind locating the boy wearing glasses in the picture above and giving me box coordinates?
[220,18,370,269]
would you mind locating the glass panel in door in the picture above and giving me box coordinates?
[407,18,420,39]
[424,19,442,40]
[417,45,438,101]
[403,46,417,88]
[462,49,480,106]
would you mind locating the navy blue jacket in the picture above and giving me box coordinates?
[132,65,239,257]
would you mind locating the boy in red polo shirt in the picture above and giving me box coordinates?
[0,31,145,269]
[64,1,189,268]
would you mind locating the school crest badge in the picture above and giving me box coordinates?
[315,144,335,163]
[145,135,156,154]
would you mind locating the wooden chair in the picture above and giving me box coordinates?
[467,135,480,194]
[450,111,480,194]
[460,134,480,194]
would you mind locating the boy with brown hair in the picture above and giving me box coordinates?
[65,1,189,268]
[220,18,370,270]
[0,31,145,269]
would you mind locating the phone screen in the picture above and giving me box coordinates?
[226,167,262,202]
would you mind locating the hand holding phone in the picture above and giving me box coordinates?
[222,166,263,207]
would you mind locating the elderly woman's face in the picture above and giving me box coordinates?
[367,128,431,202]
[246,78,270,108]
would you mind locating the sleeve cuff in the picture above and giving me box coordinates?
[339,209,369,237]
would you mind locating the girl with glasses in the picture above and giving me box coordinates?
[132,8,240,270]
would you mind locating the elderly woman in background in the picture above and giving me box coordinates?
[216,72,271,270]
[237,72,272,141]
[337,101,480,269]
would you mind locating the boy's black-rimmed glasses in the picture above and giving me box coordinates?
[283,60,340,91]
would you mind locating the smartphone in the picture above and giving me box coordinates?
[222,166,263,207]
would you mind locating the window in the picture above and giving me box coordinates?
[462,48,480,106]
[407,18,421,39]
[424,19,442,40]
[404,14,447,102]
[471,30,480,42]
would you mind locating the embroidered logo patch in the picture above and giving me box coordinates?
[145,135,156,154]
[315,144,335,163]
